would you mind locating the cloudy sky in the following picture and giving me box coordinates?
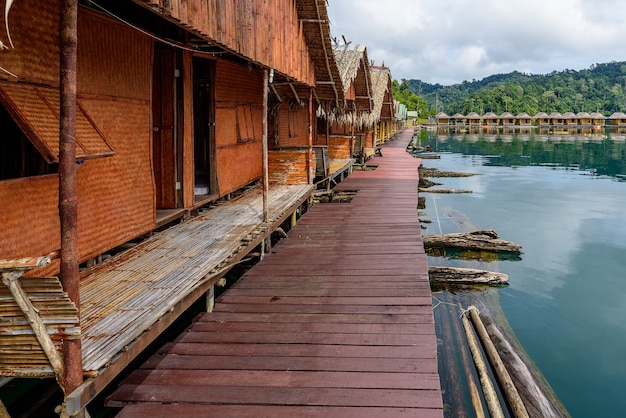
[326,0,626,86]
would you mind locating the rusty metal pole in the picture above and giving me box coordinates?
[262,69,269,224]
[308,88,314,184]
[59,0,83,395]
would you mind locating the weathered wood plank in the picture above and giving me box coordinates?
[116,404,443,418]
[187,320,437,335]
[156,340,437,362]
[109,385,443,409]
[176,331,437,347]
[121,369,441,390]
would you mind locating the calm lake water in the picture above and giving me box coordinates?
[418,128,626,418]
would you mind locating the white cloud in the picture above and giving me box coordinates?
[327,0,626,84]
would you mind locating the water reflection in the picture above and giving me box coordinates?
[418,127,626,179]
[418,129,626,417]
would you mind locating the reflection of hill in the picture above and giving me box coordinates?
[422,129,626,178]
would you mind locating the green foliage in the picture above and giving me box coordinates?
[403,62,626,116]
[392,79,430,117]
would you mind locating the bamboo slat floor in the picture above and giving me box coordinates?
[79,184,313,375]
[108,129,443,417]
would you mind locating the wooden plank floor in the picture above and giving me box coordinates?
[108,129,443,417]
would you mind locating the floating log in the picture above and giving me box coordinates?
[418,177,441,188]
[419,167,478,177]
[467,306,530,418]
[419,188,473,194]
[462,313,505,418]
[429,266,509,286]
[417,153,441,159]
[423,229,522,254]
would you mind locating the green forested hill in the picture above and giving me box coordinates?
[401,61,626,117]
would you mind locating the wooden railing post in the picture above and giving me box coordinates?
[59,0,83,397]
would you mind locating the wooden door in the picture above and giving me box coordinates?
[152,45,182,208]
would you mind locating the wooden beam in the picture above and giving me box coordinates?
[262,69,269,223]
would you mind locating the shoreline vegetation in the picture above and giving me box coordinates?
[397,61,626,121]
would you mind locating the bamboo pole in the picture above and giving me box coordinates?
[468,306,530,418]
[59,0,82,396]
[462,312,505,418]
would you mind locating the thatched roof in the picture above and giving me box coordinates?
[576,112,591,118]
[435,112,450,119]
[483,112,498,119]
[534,112,549,118]
[499,112,514,118]
[333,44,373,113]
[516,112,531,118]
[609,111,626,119]
[562,112,576,119]
[296,0,345,111]
[590,112,606,119]
[368,65,394,125]
[466,112,481,119]
[548,112,563,118]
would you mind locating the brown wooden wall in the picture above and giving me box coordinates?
[0,2,154,273]
[328,135,352,160]
[268,150,311,185]
[330,121,351,136]
[274,105,310,148]
[136,0,316,86]
[364,130,376,148]
[214,59,264,195]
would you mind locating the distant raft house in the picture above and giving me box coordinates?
[434,111,626,127]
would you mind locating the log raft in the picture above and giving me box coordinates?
[423,229,522,254]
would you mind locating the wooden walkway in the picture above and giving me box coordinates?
[108,129,443,417]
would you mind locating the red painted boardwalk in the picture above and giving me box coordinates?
[108,129,443,417]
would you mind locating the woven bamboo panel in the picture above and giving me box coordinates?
[0,175,60,263]
[0,5,154,271]
[215,60,264,104]
[74,98,154,264]
[0,277,79,377]
[0,82,115,163]
[0,0,60,85]
[217,141,263,195]
[77,8,152,101]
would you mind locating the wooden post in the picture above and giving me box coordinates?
[59,0,82,396]
[205,285,215,312]
[262,69,269,223]
[350,111,355,159]
[308,88,314,184]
